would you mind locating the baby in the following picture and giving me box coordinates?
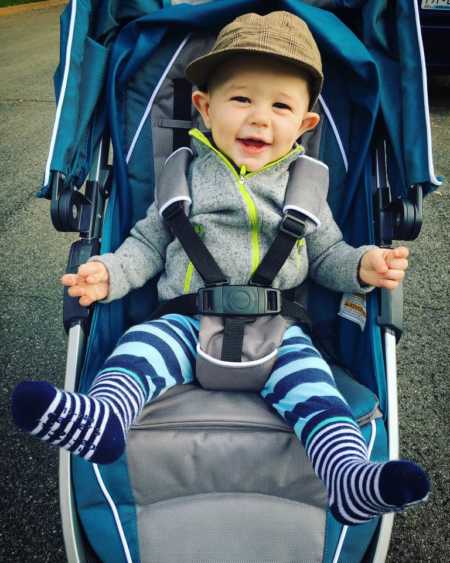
[12,11,429,526]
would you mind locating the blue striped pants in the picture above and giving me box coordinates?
[96,314,355,445]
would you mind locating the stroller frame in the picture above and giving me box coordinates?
[44,1,439,561]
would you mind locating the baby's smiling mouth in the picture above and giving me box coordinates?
[237,137,271,149]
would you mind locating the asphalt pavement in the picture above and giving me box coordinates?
[0,4,449,563]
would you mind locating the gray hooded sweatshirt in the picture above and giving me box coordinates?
[93,129,373,303]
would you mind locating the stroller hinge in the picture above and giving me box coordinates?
[51,175,97,235]
[374,184,423,246]
[373,139,423,245]
[50,165,111,236]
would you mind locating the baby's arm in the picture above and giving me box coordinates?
[61,202,171,306]
[307,201,376,293]
[307,199,409,292]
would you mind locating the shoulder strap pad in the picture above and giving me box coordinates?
[155,147,193,217]
[284,155,329,232]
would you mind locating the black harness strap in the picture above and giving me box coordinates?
[221,317,247,362]
[281,298,311,332]
[162,201,229,287]
[160,184,311,361]
[150,293,197,320]
[153,289,310,326]
[173,78,193,150]
[250,210,307,287]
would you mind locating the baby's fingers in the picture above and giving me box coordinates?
[386,258,408,271]
[392,246,409,259]
[79,294,96,307]
[379,278,401,290]
[385,269,405,282]
[67,285,86,298]
[61,273,79,286]
[78,262,108,283]
[67,283,107,306]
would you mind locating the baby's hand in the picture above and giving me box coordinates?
[359,246,409,289]
[61,262,110,307]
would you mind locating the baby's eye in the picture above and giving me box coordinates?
[231,96,250,104]
[273,102,292,111]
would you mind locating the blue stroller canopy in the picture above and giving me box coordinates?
[41,0,439,206]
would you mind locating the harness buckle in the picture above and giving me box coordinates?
[161,200,185,221]
[280,211,307,238]
[197,285,281,316]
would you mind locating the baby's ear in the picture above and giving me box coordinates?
[298,112,320,136]
[192,90,211,129]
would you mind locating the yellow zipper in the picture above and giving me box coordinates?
[295,238,305,270]
[183,223,204,294]
[237,164,260,273]
[189,129,303,275]
[183,262,195,293]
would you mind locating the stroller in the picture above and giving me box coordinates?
[41,0,439,561]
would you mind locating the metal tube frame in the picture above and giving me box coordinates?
[59,324,87,563]
[371,328,399,563]
[58,139,109,563]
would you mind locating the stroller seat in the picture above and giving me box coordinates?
[125,366,384,562]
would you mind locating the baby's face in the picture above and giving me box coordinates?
[192,57,319,172]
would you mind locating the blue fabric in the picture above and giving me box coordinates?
[360,0,437,196]
[40,1,109,195]
[73,455,141,563]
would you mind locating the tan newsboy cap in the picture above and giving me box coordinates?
[185,11,323,108]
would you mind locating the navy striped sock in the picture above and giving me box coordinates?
[306,422,430,525]
[12,371,147,464]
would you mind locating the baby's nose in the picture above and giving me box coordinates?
[249,107,270,127]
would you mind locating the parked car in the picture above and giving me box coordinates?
[419,1,450,73]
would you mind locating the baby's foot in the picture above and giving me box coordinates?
[306,421,430,525]
[12,381,125,464]
[328,459,430,525]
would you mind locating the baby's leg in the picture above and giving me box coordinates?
[12,314,199,464]
[261,324,429,525]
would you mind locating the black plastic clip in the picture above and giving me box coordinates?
[197,285,281,316]
[280,212,307,239]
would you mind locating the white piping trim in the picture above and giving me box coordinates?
[331,419,377,563]
[298,153,329,170]
[196,344,277,368]
[282,205,321,227]
[159,195,192,217]
[43,0,78,188]
[318,95,349,172]
[95,139,103,182]
[164,146,193,166]
[126,34,192,164]
[412,0,441,186]
[367,419,377,458]
[93,463,133,563]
